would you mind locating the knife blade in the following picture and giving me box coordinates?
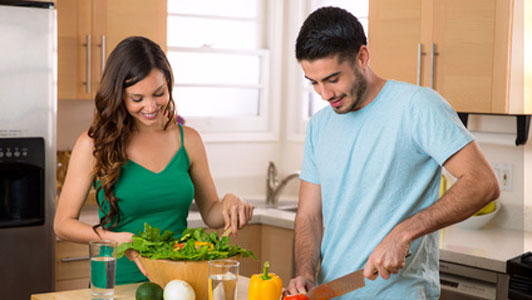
[306,252,412,300]
[306,268,365,300]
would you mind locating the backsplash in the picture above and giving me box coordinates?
[56,150,96,206]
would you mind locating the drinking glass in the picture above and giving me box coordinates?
[89,240,117,299]
[208,259,240,300]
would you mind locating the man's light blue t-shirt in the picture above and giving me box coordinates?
[300,80,473,299]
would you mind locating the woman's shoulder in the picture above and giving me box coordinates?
[67,131,97,170]
[181,125,202,144]
[72,131,95,156]
[76,130,94,147]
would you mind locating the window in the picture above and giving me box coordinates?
[167,0,281,141]
[286,0,369,140]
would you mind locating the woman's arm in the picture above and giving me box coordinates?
[53,132,132,244]
[183,126,254,235]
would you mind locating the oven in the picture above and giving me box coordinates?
[439,260,509,300]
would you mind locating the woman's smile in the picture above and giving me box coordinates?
[141,110,160,120]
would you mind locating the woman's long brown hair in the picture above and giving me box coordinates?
[88,36,176,232]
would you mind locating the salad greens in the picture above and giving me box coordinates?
[116,223,257,261]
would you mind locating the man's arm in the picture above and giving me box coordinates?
[364,140,500,280]
[286,180,324,295]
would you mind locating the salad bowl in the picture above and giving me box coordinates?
[118,224,255,299]
[138,255,240,300]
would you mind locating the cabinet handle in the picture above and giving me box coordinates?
[417,44,422,85]
[430,44,439,89]
[417,44,427,86]
[100,35,106,73]
[82,35,91,94]
[61,256,90,263]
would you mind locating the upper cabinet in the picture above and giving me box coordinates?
[369,0,531,115]
[57,0,167,100]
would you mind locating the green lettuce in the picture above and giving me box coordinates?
[116,223,257,261]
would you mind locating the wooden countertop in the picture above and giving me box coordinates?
[32,277,250,300]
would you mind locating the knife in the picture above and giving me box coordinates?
[306,252,412,300]
[306,268,365,300]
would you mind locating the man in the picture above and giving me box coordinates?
[285,7,500,299]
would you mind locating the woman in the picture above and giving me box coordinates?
[54,36,254,285]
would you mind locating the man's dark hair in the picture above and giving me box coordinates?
[295,6,367,63]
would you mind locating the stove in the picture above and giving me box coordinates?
[507,252,532,299]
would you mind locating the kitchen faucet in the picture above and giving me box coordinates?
[266,161,300,207]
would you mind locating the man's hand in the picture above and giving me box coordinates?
[363,230,411,280]
[284,276,315,297]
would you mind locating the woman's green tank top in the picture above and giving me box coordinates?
[95,125,194,285]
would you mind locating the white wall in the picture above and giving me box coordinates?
[57,99,94,151]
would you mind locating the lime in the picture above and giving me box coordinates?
[136,282,163,300]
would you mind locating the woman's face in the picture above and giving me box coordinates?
[123,69,170,128]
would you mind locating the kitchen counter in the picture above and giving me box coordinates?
[32,276,250,300]
[440,224,530,273]
[78,199,531,274]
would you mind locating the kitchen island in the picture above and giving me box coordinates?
[32,276,250,300]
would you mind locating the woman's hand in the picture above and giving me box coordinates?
[125,249,150,280]
[221,193,254,237]
[106,231,150,280]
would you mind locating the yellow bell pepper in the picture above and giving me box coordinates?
[248,261,283,300]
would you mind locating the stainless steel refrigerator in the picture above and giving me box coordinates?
[0,1,57,299]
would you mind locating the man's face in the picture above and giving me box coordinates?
[301,55,368,114]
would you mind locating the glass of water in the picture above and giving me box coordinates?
[208,259,239,300]
[89,240,117,299]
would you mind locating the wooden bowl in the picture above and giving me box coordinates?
[138,256,239,300]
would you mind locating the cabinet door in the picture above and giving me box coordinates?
[57,0,167,101]
[57,0,92,100]
[102,0,167,56]
[208,225,262,278]
[260,225,294,286]
[56,241,90,291]
[432,0,512,113]
[90,0,167,97]
[369,0,426,85]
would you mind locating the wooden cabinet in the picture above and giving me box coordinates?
[55,240,90,291]
[260,225,294,286]
[369,0,531,114]
[210,224,262,278]
[57,0,167,100]
[211,224,294,286]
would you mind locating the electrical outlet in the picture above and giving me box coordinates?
[493,163,513,191]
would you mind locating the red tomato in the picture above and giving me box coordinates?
[283,294,310,300]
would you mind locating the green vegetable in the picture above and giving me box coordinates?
[116,223,257,261]
[136,282,163,300]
